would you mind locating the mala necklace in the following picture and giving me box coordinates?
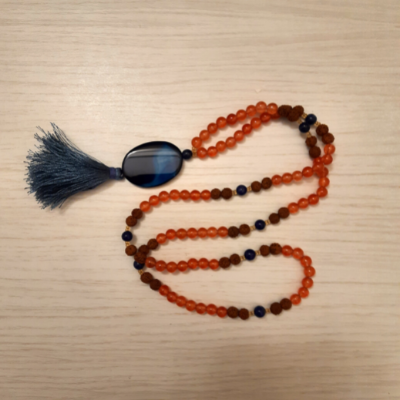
[118,102,336,320]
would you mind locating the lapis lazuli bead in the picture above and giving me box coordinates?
[182,149,193,160]
[299,122,310,133]
[134,261,144,270]
[255,219,266,230]
[305,114,317,125]
[122,141,183,188]
[236,185,247,196]
[244,249,256,261]
[122,231,133,242]
[254,306,266,318]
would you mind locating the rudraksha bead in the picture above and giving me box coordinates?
[126,216,137,227]
[260,245,270,256]
[150,279,162,291]
[251,181,262,192]
[211,188,221,199]
[239,308,250,320]
[134,252,147,264]
[270,302,282,315]
[239,224,251,235]
[228,226,239,238]
[227,306,239,319]
[322,133,335,144]
[219,257,231,269]
[278,207,290,219]
[125,245,137,256]
[316,124,329,136]
[230,254,241,265]
[261,177,272,189]
[269,213,280,224]
[147,239,159,250]
[309,146,321,159]
[221,188,233,200]
[305,136,317,147]
[278,105,292,118]
[140,272,153,284]
[138,245,150,254]
[131,208,143,219]
[280,298,292,310]
[270,243,282,255]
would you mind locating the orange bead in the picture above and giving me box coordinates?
[188,258,198,270]
[207,146,218,158]
[298,287,309,298]
[302,167,313,178]
[256,101,267,113]
[207,123,218,134]
[170,189,180,201]
[176,296,187,307]
[149,195,160,206]
[167,292,178,303]
[167,262,177,273]
[156,233,167,244]
[324,144,336,154]
[197,147,207,159]
[242,123,252,135]
[251,117,261,129]
[288,202,299,214]
[156,260,167,271]
[246,105,257,117]
[159,285,170,296]
[292,248,304,260]
[323,154,333,165]
[302,277,313,288]
[300,256,312,267]
[206,304,217,315]
[180,190,190,200]
[201,190,211,201]
[159,191,169,202]
[207,227,217,237]
[216,306,227,318]
[266,103,278,115]
[145,257,156,268]
[298,198,308,209]
[198,228,207,238]
[196,303,206,314]
[312,163,325,176]
[226,113,237,125]
[226,137,236,148]
[313,157,324,165]
[186,300,196,311]
[217,226,228,237]
[319,177,330,187]
[304,266,316,277]
[199,129,210,141]
[191,137,202,149]
[290,294,301,305]
[140,201,151,212]
[209,259,219,270]
[177,261,188,272]
[199,258,209,269]
[187,228,198,239]
[270,113,280,120]
[282,245,293,257]
[282,173,293,184]
[293,171,302,181]
[260,112,271,123]
[236,109,247,121]
[216,141,226,152]
[272,175,282,186]
[190,190,201,201]
[234,130,245,142]
[166,229,176,240]
[216,117,227,129]
[308,194,319,205]
[317,187,328,198]
[176,228,187,240]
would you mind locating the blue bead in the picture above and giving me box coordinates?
[255,219,266,230]
[122,141,183,188]
[182,149,193,160]
[299,122,310,133]
[236,185,247,196]
[244,249,256,261]
[305,114,317,125]
[122,231,133,242]
[254,306,266,318]
[134,261,144,270]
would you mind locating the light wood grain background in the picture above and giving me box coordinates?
[0,1,399,399]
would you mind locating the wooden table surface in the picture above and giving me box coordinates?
[1,1,399,399]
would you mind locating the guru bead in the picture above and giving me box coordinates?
[122,231,133,242]
[244,249,256,261]
[254,306,266,318]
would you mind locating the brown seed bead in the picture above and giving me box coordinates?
[126,216,137,227]
[131,208,143,219]
[305,136,317,147]
[239,224,251,235]
[261,177,272,189]
[221,188,233,200]
[230,254,241,265]
[293,105,304,115]
[316,124,329,137]
[280,298,292,311]
[270,302,283,315]
[270,243,282,255]
[219,257,231,269]
[322,133,335,144]
[260,245,270,257]
[150,279,162,291]
[140,272,153,284]
[211,188,221,200]
[125,245,137,256]
[278,105,292,118]
[239,308,250,320]
[309,146,321,159]
[251,181,262,192]
[228,226,240,238]
[134,252,147,264]
[278,207,290,219]
[138,245,150,255]
[147,239,159,250]
[287,105,304,122]
[227,306,239,319]
[269,213,280,225]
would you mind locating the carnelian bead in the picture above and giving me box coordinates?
[207,146,218,158]
[236,109,247,121]
[282,173,293,184]
[298,198,308,209]
[282,245,293,257]
[298,287,309,298]
[159,285,170,296]
[149,195,160,206]
[201,190,211,201]
[145,257,156,268]
[227,113,237,125]
[207,227,217,238]
[304,266,316,277]
[188,258,198,270]
[190,190,201,201]
[266,103,278,115]
[242,123,252,135]
[290,294,301,305]
[167,292,178,303]
[187,228,198,239]
[308,194,319,205]
[234,130,245,142]
[191,137,202,149]
[256,101,267,113]
[199,258,209,269]
[246,105,257,117]
[209,259,219,270]
[292,248,304,260]
[293,171,302,181]
[196,303,206,314]
[206,304,217,315]
[323,154,333,165]
[176,228,187,239]
[217,226,228,237]
[216,117,227,129]
[140,201,151,212]
[156,260,167,271]
[176,296,187,307]
[198,228,207,238]
[186,300,196,311]
[166,229,176,240]
[199,130,210,141]
[156,233,167,244]
[260,112,271,123]
[317,187,328,198]
[180,190,190,200]
[159,191,169,202]
[300,256,312,267]
[302,277,314,288]
[251,117,261,129]
[324,144,336,154]
[177,261,188,272]
[216,141,226,152]
[167,262,178,273]
[270,113,280,120]
[313,157,324,165]
[197,147,207,159]
[207,123,218,134]
[272,175,282,186]
[312,164,325,177]
[319,177,330,187]
[170,189,180,201]
[302,167,313,178]
[226,137,236,148]
[217,306,227,318]
[288,202,299,214]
